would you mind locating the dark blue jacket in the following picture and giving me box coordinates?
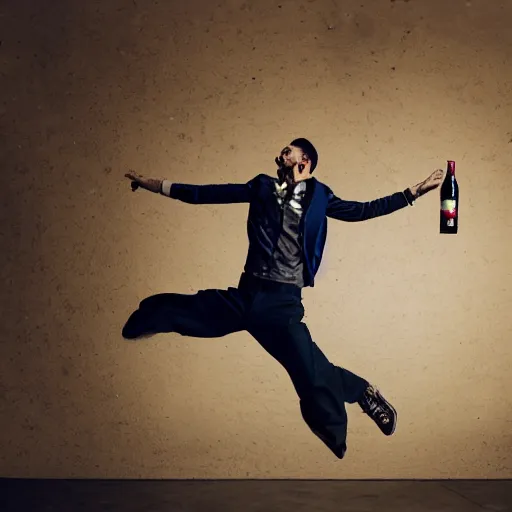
[169,174,410,287]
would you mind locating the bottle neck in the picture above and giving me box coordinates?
[447,161,456,176]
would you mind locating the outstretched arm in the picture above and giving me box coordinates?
[326,168,445,222]
[125,170,256,204]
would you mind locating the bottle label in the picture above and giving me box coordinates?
[441,199,457,219]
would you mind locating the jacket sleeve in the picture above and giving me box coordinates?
[326,189,411,222]
[164,175,261,205]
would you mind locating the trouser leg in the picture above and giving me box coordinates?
[122,286,246,339]
[247,292,368,458]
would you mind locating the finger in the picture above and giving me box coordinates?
[431,170,443,181]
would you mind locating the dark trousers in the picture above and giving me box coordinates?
[122,272,369,458]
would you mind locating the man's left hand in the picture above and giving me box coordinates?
[409,168,445,199]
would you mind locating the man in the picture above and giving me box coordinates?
[123,138,444,459]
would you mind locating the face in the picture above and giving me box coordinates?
[275,144,312,183]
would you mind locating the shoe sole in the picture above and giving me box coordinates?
[375,388,398,436]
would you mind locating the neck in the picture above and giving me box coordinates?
[277,167,312,187]
[279,172,311,184]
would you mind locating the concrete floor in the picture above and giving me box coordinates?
[1,479,511,512]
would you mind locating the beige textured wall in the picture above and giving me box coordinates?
[1,0,511,479]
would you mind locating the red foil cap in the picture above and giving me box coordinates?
[447,160,455,174]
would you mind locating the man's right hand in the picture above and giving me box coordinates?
[125,170,162,193]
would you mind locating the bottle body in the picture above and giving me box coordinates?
[440,160,459,234]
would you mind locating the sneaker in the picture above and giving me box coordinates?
[122,309,157,340]
[358,384,397,436]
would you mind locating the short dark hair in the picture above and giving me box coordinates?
[290,138,318,173]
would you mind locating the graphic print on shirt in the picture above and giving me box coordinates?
[274,180,307,214]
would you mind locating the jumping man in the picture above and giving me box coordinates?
[123,138,444,458]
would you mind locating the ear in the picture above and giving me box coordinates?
[301,155,311,173]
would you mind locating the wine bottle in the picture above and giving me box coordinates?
[440,160,459,234]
